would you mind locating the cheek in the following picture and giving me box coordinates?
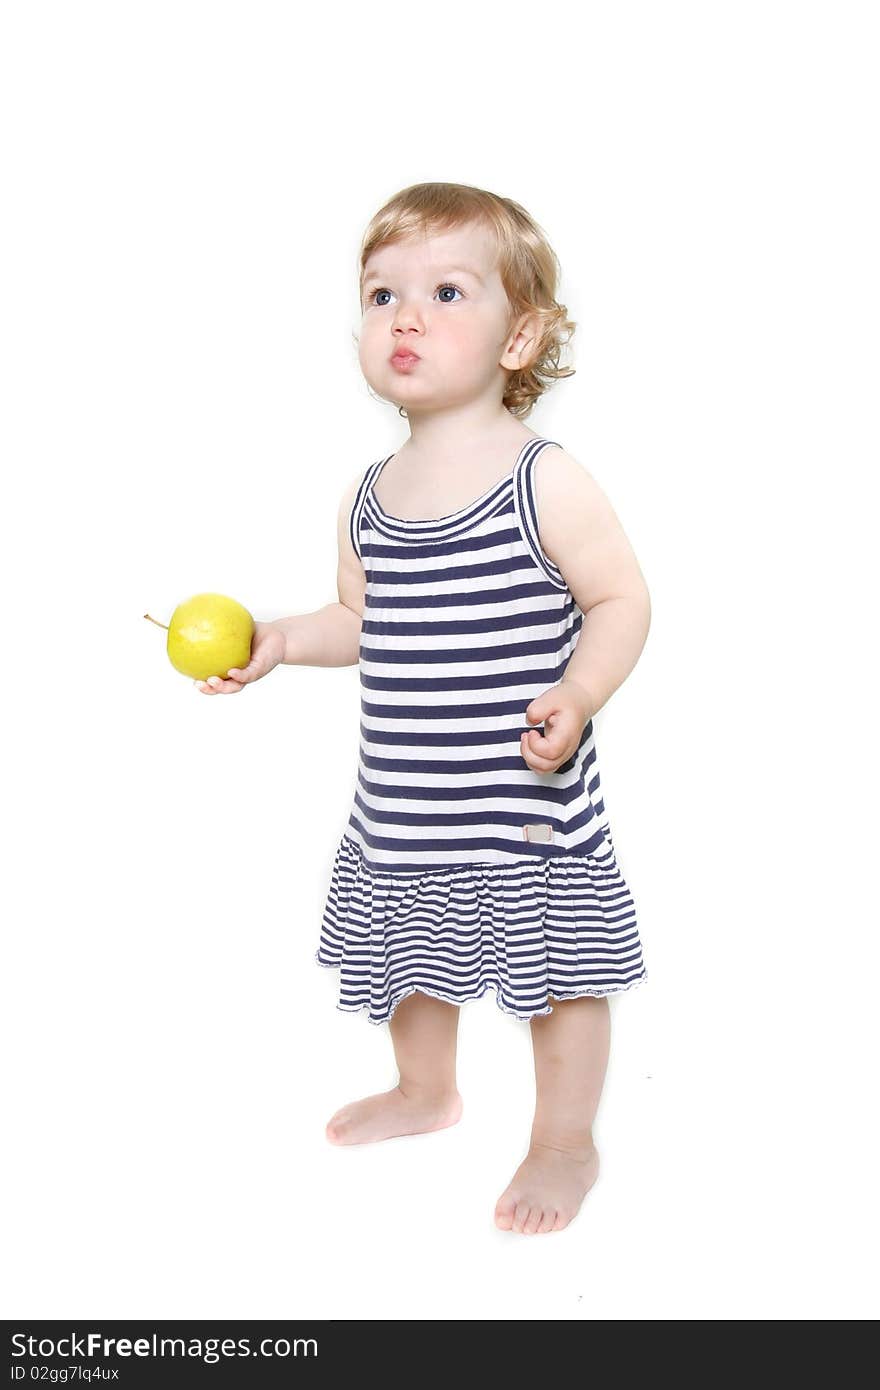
[436,313,489,362]
[358,322,381,365]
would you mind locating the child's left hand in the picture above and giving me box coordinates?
[521,679,595,772]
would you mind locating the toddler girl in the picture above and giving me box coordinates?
[197,182,650,1235]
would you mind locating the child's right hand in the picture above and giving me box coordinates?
[194,621,286,694]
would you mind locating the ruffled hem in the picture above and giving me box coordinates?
[314,832,648,1027]
[313,954,648,1026]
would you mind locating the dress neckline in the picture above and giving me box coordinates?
[368,437,545,528]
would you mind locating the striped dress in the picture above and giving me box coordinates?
[315,436,647,1024]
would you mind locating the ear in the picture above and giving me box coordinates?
[500,310,543,373]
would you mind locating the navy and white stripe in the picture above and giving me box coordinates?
[316,437,647,1021]
[317,830,646,1025]
[345,437,610,869]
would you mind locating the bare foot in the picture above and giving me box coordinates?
[494,1141,600,1233]
[325,1085,463,1146]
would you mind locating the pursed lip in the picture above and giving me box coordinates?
[390,349,420,361]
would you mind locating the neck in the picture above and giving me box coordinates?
[399,404,529,464]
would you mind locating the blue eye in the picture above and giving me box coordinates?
[366,283,463,307]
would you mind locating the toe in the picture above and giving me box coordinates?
[512,1200,531,1233]
[523,1206,543,1234]
[325,1112,349,1144]
[494,1195,516,1231]
[537,1208,557,1234]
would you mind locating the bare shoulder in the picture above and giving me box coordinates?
[337,465,366,517]
[533,444,650,607]
[336,466,368,618]
[533,445,614,540]
[533,442,600,495]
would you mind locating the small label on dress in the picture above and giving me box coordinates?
[523,823,553,843]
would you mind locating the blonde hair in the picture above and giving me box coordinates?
[357,181,576,419]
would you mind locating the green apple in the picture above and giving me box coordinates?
[144,592,254,680]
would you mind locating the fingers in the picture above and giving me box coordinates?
[217,631,283,688]
[193,652,273,692]
[520,728,565,771]
[226,662,260,684]
[194,674,245,694]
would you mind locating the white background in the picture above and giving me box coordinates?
[2,0,877,1321]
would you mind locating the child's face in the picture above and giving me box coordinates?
[359,222,526,410]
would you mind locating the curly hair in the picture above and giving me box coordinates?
[356,181,576,419]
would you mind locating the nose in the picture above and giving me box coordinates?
[390,299,424,334]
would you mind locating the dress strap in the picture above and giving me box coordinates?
[349,456,392,562]
[512,438,568,589]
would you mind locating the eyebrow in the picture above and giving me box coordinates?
[362,265,484,289]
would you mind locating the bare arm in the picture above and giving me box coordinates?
[267,471,366,667]
[534,447,651,717]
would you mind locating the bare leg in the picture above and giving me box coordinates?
[325,991,463,1145]
[495,996,610,1233]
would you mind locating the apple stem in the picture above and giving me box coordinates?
[143,613,169,631]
